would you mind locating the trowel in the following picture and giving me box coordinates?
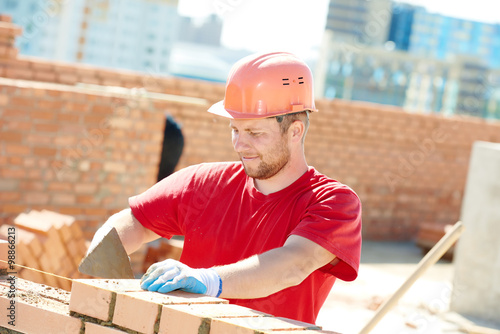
[78,226,134,279]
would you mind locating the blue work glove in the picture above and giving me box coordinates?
[140,259,222,297]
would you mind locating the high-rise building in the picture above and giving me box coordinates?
[177,14,222,46]
[325,0,392,46]
[387,2,417,51]
[316,0,500,119]
[388,4,500,69]
[0,0,180,74]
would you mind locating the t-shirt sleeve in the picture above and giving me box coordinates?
[128,165,201,239]
[291,186,362,282]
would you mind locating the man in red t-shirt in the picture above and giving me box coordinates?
[87,52,362,324]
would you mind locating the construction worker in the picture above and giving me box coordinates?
[88,52,362,324]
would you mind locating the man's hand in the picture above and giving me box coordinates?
[140,259,222,297]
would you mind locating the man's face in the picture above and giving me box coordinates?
[230,118,291,180]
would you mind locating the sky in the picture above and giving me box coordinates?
[178,0,500,58]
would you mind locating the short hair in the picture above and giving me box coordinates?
[275,111,310,137]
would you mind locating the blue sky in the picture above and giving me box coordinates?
[178,0,500,57]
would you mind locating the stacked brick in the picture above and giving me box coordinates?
[0,14,21,60]
[0,277,340,333]
[0,210,88,290]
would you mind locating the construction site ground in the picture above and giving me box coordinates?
[316,241,500,334]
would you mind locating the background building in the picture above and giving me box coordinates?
[316,0,500,119]
[325,0,392,46]
[0,0,180,74]
[388,4,500,69]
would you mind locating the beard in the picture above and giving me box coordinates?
[241,138,291,180]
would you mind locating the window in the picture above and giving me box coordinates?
[5,0,18,9]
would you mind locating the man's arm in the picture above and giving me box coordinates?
[215,235,338,299]
[141,235,338,299]
[88,208,161,255]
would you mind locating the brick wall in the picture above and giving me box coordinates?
[1,16,500,241]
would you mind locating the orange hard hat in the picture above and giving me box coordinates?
[208,52,318,119]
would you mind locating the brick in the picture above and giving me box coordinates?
[16,244,45,283]
[19,180,44,191]
[0,130,22,142]
[33,146,57,157]
[0,239,8,269]
[0,14,13,23]
[35,122,60,133]
[31,109,56,120]
[5,120,31,131]
[113,292,161,334]
[47,181,73,192]
[46,226,70,260]
[5,143,31,155]
[56,111,82,124]
[34,70,57,82]
[210,317,322,334]
[10,96,35,107]
[41,209,76,226]
[38,99,66,109]
[0,299,82,333]
[113,288,227,333]
[0,191,20,202]
[23,192,50,205]
[52,193,77,205]
[58,223,73,244]
[0,179,18,191]
[74,183,98,194]
[85,322,129,334]
[69,279,117,322]
[0,286,82,334]
[14,212,53,234]
[159,304,269,334]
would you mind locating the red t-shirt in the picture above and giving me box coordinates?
[129,162,362,324]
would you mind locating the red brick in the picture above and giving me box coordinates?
[19,180,44,191]
[34,70,57,82]
[159,304,269,334]
[8,155,24,166]
[5,143,30,155]
[33,146,57,157]
[34,122,60,133]
[31,109,56,120]
[210,317,321,334]
[52,193,77,205]
[4,66,32,80]
[113,293,161,334]
[0,14,13,23]
[5,120,31,131]
[91,105,113,114]
[58,113,81,123]
[0,191,20,202]
[85,322,128,334]
[0,203,25,214]
[10,96,35,107]
[0,297,82,333]
[48,181,73,192]
[58,73,79,85]
[0,239,8,269]
[69,279,116,322]
[0,130,22,142]
[74,183,98,194]
[38,99,66,109]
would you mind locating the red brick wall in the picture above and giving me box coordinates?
[1,16,500,240]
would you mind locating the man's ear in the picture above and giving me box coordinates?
[289,120,305,143]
